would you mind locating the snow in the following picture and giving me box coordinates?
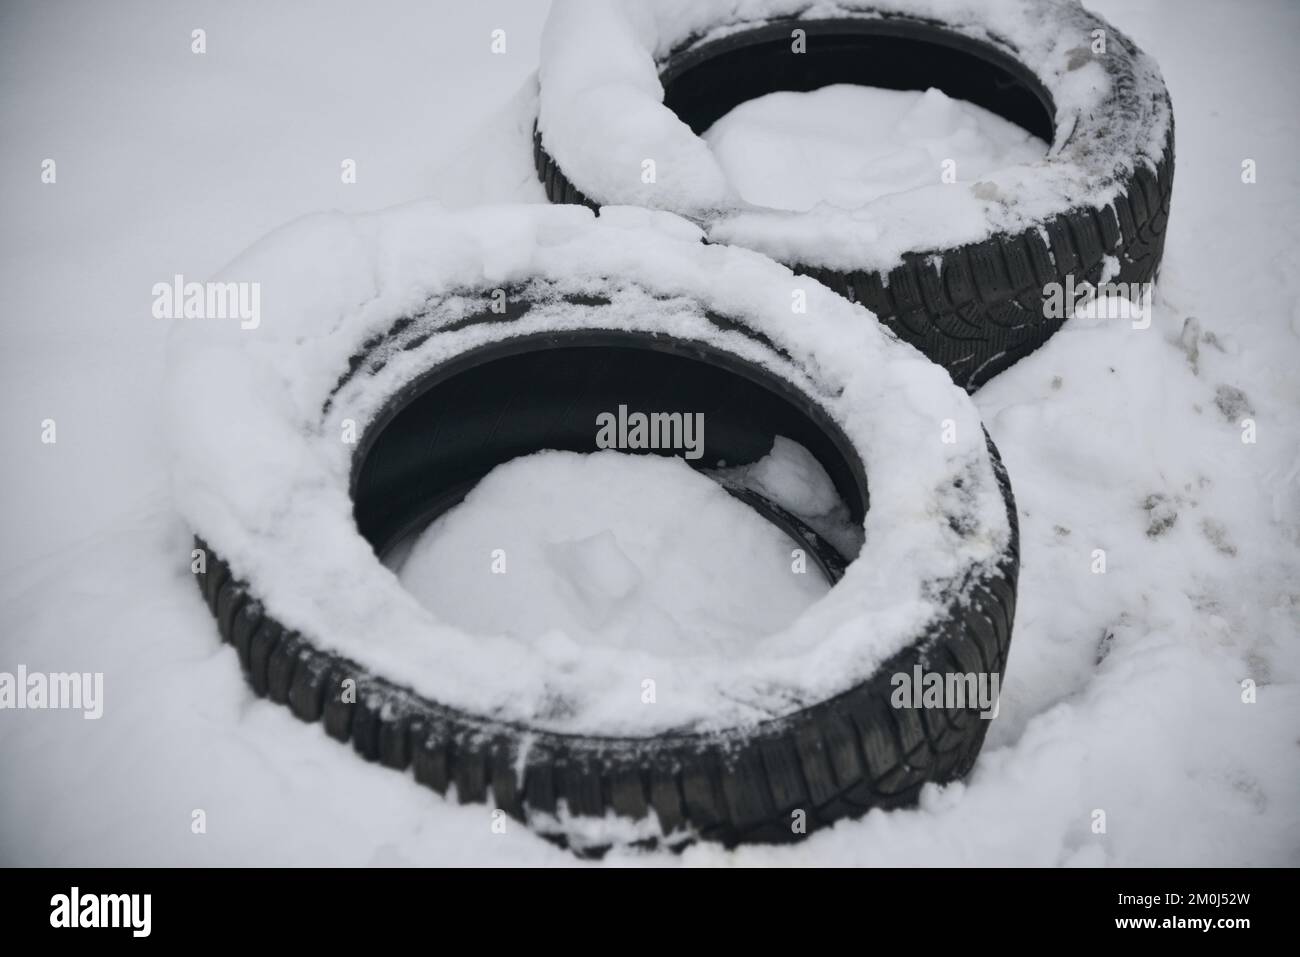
[711,435,864,558]
[702,85,1046,212]
[1,0,1298,866]
[720,436,843,518]
[394,449,830,657]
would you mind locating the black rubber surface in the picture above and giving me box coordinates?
[534,14,1175,390]
[194,296,1019,855]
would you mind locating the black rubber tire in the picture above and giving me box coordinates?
[534,11,1175,391]
[194,293,1019,855]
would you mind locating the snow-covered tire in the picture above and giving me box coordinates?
[533,0,1175,389]
[174,207,1018,854]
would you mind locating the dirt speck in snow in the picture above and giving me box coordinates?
[1214,384,1255,422]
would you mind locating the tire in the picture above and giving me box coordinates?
[534,1,1175,390]
[176,208,1018,854]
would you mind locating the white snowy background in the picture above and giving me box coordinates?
[1,0,1297,865]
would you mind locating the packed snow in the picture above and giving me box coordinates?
[702,85,1046,212]
[394,448,831,657]
[0,0,1297,866]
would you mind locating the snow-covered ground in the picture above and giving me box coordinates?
[1,0,1297,865]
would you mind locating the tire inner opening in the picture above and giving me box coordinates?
[350,332,870,588]
[660,18,1056,145]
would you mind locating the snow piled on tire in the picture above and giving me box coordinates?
[537,0,1173,272]
[165,203,1011,733]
